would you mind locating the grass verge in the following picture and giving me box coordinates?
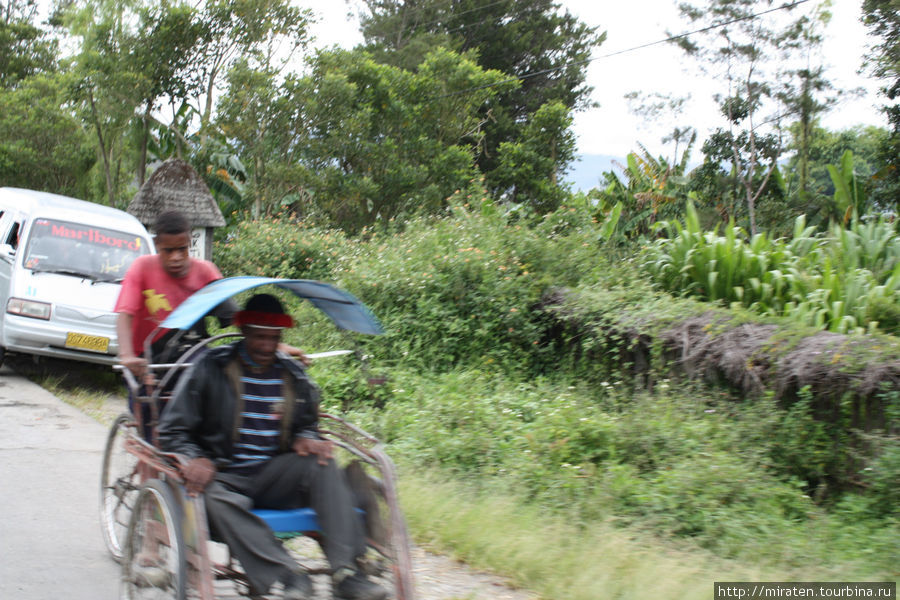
[9,356,125,425]
[399,471,749,600]
[398,471,897,600]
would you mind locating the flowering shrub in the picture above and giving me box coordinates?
[214,216,356,281]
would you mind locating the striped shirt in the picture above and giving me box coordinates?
[231,362,285,473]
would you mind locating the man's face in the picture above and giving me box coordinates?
[241,326,282,368]
[155,232,191,278]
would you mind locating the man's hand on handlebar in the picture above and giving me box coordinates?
[292,437,334,466]
[279,343,311,366]
[183,457,216,497]
[119,354,159,388]
[119,354,149,380]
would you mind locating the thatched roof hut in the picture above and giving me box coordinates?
[128,158,225,229]
[128,158,225,259]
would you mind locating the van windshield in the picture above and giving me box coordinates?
[23,218,149,281]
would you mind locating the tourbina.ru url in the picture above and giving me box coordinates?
[714,582,896,599]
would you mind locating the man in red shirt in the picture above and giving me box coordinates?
[115,210,230,380]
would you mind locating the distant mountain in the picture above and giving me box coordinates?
[563,154,623,191]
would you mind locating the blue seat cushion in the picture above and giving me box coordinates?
[251,507,365,535]
[252,508,320,533]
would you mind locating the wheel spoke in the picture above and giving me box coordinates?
[100,414,140,562]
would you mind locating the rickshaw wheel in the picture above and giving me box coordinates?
[122,479,187,600]
[389,517,415,600]
[100,412,140,562]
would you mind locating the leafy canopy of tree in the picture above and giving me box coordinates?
[191,0,312,146]
[0,0,58,89]
[357,0,604,204]
[0,73,95,195]
[63,0,201,204]
[0,0,895,238]
[58,0,310,207]
[491,101,576,214]
[861,0,900,211]
[784,123,887,222]
[216,47,513,230]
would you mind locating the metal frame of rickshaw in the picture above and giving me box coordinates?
[98,277,415,599]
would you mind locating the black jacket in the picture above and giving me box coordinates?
[158,342,321,467]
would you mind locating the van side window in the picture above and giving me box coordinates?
[6,221,21,249]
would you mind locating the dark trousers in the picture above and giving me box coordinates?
[205,453,366,594]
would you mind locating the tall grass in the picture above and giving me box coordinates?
[400,474,743,600]
[398,473,892,600]
[313,365,899,578]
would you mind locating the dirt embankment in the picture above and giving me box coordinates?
[543,287,900,434]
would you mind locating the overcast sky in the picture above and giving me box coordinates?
[306,0,887,159]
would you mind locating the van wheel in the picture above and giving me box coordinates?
[0,346,5,369]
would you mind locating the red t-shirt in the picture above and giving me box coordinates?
[114,254,223,356]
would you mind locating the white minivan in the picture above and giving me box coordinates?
[0,188,154,367]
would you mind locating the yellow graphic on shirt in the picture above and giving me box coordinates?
[143,289,173,316]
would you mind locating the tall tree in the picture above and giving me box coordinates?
[491,100,576,213]
[357,0,603,201]
[64,0,145,205]
[672,0,832,233]
[0,0,58,88]
[861,0,900,212]
[64,0,206,203]
[119,3,204,185]
[191,0,311,149]
[785,123,887,222]
[775,1,836,202]
[0,73,94,194]
[62,0,309,205]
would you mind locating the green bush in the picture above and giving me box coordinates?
[214,217,355,281]
[333,199,603,373]
[640,452,813,544]
[859,435,900,519]
[344,367,896,569]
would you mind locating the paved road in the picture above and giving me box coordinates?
[0,364,119,600]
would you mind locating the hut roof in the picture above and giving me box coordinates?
[128,158,225,229]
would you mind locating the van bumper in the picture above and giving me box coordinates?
[1,314,120,366]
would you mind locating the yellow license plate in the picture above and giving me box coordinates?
[65,332,110,353]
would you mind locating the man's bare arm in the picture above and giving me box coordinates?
[116,312,148,379]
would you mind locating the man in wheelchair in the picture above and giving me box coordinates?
[158,293,388,600]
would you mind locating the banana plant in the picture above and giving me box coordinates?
[604,141,695,238]
[826,150,869,226]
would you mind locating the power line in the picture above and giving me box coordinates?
[359,0,512,44]
[429,0,813,100]
[361,0,599,61]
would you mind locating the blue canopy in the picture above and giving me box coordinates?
[159,277,384,335]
